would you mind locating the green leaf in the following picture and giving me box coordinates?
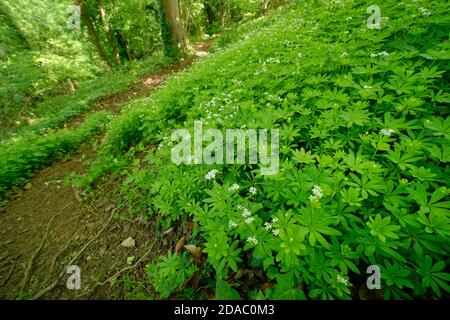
[215,278,241,300]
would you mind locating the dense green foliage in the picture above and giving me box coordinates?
[0,0,448,301]
[0,0,284,131]
[0,0,102,128]
[146,251,198,299]
[0,111,112,195]
[4,52,171,139]
[84,0,450,300]
[0,51,172,198]
[0,0,287,199]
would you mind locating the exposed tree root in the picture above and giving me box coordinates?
[99,239,156,287]
[43,232,78,287]
[76,238,157,299]
[19,214,57,293]
[30,206,118,300]
[0,262,16,287]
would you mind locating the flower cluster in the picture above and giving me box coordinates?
[380,128,395,137]
[242,208,252,217]
[247,236,258,245]
[205,169,219,181]
[309,185,324,202]
[228,220,238,229]
[229,183,240,192]
[249,186,258,195]
[418,7,432,17]
[245,217,255,224]
[268,217,280,236]
[199,93,239,125]
[370,51,389,58]
[337,275,349,286]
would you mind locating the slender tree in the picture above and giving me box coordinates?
[77,0,113,70]
[158,0,185,57]
[98,0,121,66]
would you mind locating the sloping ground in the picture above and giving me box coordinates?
[1,0,449,301]
[80,0,450,300]
[0,42,211,299]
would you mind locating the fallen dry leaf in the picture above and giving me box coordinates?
[184,244,202,258]
[175,236,186,252]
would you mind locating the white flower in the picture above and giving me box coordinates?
[380,128,395,136]
[363,85,372,89]
[312,185,324,199]
[341,52,349,57]
[312,185,321,193]
[264,222,273,231]
[245,217,254,224]
[242,208,252,218]
[271,217,279,224]
[345,16,353,21]
[247,236,258,245]
[249,187,258,195]
[418,7,432,17]
[205,169,219,181]
[309,194,318,202]
[337,275,349,285]
[371,51,390,58]
[272,229,280,237]
[229,183,240,192]
[229,220,238,229]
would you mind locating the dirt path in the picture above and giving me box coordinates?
[0,42,210,300]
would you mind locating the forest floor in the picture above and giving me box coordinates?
[0,42,211,300]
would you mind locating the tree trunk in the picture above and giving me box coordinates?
[124,37,134,61]
[77,0,113,70]
[158,0,185,57]
[98,0,121,66]
[178,0,192,50]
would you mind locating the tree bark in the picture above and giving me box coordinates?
[77,0,113,70]
[158,0,185,57]
[98,0,121,66]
